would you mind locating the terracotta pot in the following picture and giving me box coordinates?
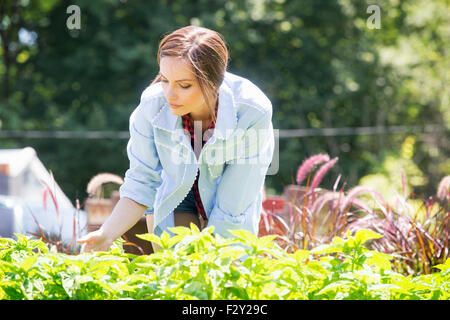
[262,196,286,213]
[122,217,153,255]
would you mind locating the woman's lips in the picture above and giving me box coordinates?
[170,103,183,109]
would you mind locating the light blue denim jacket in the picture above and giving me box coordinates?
[119,71,274,238]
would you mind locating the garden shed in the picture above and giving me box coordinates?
[0,147,86,241]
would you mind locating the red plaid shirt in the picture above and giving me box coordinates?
[181,101,219,222]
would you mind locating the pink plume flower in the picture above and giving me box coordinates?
[309,157,339,193]
[437,175,450,201]
[296,154,330,185]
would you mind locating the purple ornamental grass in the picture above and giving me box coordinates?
[28,179,67,253]
[333,173,343,192]
[346,182,449,275]
[261,154,449,276]
[340,185,386,213]
[29,172,85,254]
[41,177,60,226]
[263,157,347,250]
[310,191,342,217]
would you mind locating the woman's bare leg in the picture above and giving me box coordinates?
[145,214,162,252]
[174,212,201,229]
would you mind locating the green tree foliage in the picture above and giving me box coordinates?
[0,0,448,202]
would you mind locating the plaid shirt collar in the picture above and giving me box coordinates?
[182,101,219,145]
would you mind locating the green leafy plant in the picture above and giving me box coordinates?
[1,226,448,300]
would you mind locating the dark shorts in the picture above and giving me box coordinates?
[144,187,198,216]
[173,187,198,214]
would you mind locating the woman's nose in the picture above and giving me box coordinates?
[166,88,177,101]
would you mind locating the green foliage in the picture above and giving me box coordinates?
[1,227,448,300]
[359,136,428,204]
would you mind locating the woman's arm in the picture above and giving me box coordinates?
[101,197,146,241]
[77,197,146,252]
[79,87,163,252]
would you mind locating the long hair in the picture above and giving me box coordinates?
[151,26,229,122]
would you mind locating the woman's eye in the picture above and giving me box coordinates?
[161,79,190,89]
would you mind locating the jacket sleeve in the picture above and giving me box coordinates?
[207,106,274,237]
[119,97,163,212]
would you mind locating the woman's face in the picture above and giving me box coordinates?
[159,56,212,121]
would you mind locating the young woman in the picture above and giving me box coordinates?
[78,25,274,253]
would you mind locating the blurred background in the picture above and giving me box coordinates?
[0,0,448,210]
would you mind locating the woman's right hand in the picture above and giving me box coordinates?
[77,228,115,253]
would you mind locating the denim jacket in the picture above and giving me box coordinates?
[119,71,274,238]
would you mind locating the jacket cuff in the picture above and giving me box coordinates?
[119,179,156,211]
[207,201,252,238]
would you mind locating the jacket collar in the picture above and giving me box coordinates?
[151,73,237,140]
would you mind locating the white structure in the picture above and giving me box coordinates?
[0,147,86,242]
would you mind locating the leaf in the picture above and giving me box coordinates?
[110,238,125,254]
[166,235,183,249]
[129,255,153,271]
[368,283,403,294]
[0,238,14,248]
[311,244,342,255]
[316,280,356,296]
[0,261,20,274]
[189,222,200,234]
[226,285,249,300]
[331,236,346,246]
[183,281,210,300]
[167,226,191,236]
[433,258,450,272]
[201,225,215,235]
[354,229,383,245]
[0,248,13,261]
[257,234,278,247]
[160,231,170,246]
[303,261,329,279]
[61,276,75,297]
[21,256,37,272]
[218,245,247,260]
[136,233,162,246]
[228,229,257,245]
[364,251,392,271]
[293,249,310,262]
[242,256,254,269]
[229,263,241,281]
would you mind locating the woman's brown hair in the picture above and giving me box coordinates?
[151,26,229,122]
